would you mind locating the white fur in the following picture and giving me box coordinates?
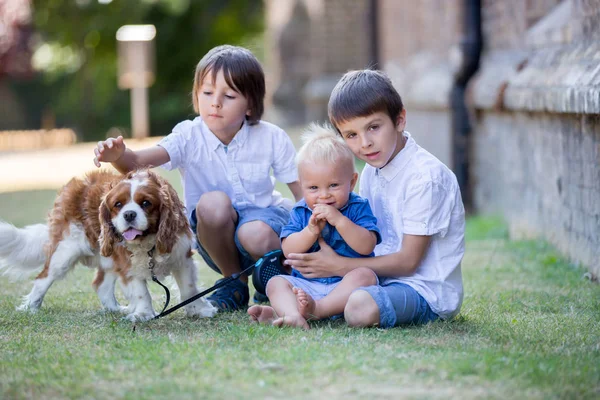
[0,222,48,278]
[119,233,217,321]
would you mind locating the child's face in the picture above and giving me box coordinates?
[197,69,251,139]
[299,159,358,210]
[337,110,406,169]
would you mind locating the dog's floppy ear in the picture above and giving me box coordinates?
[99,197,117,257]
[155,178,188,254]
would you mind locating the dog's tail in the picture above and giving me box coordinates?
[0,221,49,278]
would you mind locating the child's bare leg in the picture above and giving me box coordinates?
[265,276,309,329]
[195,192,245,282]
[295,267,377,320]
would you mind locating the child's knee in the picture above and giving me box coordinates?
[344,289,379,327]
[195,192,234,225]
[265,276,291,295]
[345,267,377,286]
[237,221,279,255]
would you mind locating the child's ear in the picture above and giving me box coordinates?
[395,109,407,132]
[246,109,251,117]
[350,172,358,192]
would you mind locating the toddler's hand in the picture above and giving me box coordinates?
[308,213,326,236]
[93,136,126,167]
[312,204,343,226]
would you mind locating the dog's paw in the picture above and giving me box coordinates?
[124,310,156,322]
[185,299,218,318]
[16,301,39,313]
[16,296,42,313]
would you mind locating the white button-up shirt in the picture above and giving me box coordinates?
[159,117,298,217]
[360,131,465,319]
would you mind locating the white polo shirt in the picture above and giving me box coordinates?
[158,116,298,217]
[359,131,465,319]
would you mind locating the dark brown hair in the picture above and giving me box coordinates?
[328,69,404,131]
[192,45,265,125]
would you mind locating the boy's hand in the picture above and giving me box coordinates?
[93,136,126,167]
[307,213,326,236]
[285,238,346,278]
[312,204,344,226]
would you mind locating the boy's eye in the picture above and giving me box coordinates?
[369,124,379,131]
[308,186,318,190]
[330,183,339,188]
[225,94,236,99]
[346,132,356,139]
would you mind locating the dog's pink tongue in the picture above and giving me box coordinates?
[123,228,143,241]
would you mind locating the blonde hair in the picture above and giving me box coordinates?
[296,123,356,172]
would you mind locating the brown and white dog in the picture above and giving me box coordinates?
[0,169,217,321]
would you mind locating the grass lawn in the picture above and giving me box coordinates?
[0,174,599,399]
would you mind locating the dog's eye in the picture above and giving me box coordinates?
[141,200,152,208]
[114,201,122,209]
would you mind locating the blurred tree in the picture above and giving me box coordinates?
[15,0,264,140]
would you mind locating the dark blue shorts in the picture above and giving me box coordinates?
[190,205,290,274]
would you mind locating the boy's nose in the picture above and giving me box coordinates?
[361,136,372,148]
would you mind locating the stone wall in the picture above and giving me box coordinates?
[471,0,600,275]
[473,112,599,270]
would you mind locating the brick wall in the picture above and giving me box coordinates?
[471,0,600,275]
[473,112,599,270]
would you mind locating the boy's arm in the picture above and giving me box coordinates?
[281,228,319,257]
[285,234,430,278]
[93,136,170,174]
[281,213,325,257]
[334,217,378,256]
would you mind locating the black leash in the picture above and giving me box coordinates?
[147,247,171,315]
[151,249,281,320]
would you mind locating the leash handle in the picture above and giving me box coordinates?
[152,256,263,320]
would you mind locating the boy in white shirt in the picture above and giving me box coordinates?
[285,69,465,328]
[94,45,302,311]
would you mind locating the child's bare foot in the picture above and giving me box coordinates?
[293,287,318,320]
[272,315,310,330]
[248,305,278,324]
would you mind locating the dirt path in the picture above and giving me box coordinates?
[0,138,162,193]
[0,127,305,193]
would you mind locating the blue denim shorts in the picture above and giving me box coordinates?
[190,205,290,275]
[358,281,439,328]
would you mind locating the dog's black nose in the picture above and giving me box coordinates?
[123,210,137,223]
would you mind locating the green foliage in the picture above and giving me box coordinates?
[26,0,264,141]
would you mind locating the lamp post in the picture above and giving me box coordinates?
[116,25,156,139]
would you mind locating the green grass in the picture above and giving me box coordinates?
[1,181,599,399]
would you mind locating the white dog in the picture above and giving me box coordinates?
[0,169,217,321]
